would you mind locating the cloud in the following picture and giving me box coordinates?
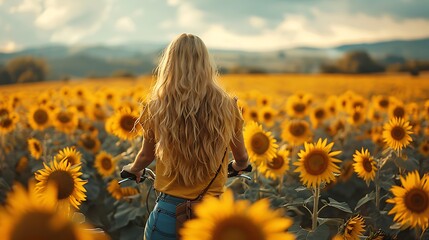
[115,17,136,32]
[249,16,267,29]
[33,0,113,44]
[9,0,42,14]
[167,0,181,6]
[177,2,204,29]
[0,41,20,53]
[200,9,429,51]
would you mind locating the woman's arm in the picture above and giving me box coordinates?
[122,136,156,182]
[230,128,250,171]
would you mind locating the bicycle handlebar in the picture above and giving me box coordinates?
[119,162,252,184]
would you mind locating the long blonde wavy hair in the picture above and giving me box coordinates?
[141,33,241,186]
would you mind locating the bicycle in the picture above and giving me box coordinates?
[119,163,253,214]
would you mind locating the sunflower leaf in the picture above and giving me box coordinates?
[295,186,308,192]
[355,191,375,210]
[326,197,352,213]
[317,217,344,226]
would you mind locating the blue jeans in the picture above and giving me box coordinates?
[144,193,187,240]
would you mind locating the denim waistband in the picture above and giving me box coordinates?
[157,192,188,205]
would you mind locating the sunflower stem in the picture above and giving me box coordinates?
[375,168,380,210]
[277,175,284,194]
[312,185,320,231]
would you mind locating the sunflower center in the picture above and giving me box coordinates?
[303,150,329,176]
[393,107,405,118]
[76,105,85,112]
[390,126,406,141]
[119,115,136,132]
[423,145,429,152]
[101,157,113,170]
[82,136,96,149]
[263,112,272,121]
[289,123,306,137]
[212,216,265,240]
[10,211,77,240]
[250,132,270,154]
[352,112,362,123]
[33,142,41,152]
[34,109,49,125]
[0,108,8,117]
[379,99,389,108]
[293,103,306,113]
[57,112,71,123]
[267,156,285,170]
[314,109,325,119]
[47,170,75,200]
[250,111,258,119]
[404,188,429,214]
[362,157,373,173]
[0,117,12,128]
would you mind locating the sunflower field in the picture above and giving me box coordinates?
[1,73,429,240]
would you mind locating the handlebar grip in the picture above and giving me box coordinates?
[120,170,137,180]
[227,162,252,178]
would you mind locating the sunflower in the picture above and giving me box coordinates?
[309,106,328,128]
[281,119,311,146]
[285,95,308,118]
[367,107,383,123]
[406,102,419,120]
[180,189,295,240]
[55,147,82,166]
[326,119,346,137]
[28,138,43,160]
[348,107,366,126]
[331,235,344,240]
[382,118,413,153]
[342,215,365,240]
[338,160,354,183]
[15,156,29,173]
[244,107,259,123]
[94,151,116,177]
[259,150,290,180]
[386,171,429,230]
[244,121,278,165]
[107,179,139,200]
[53,108,79,134]
[35,159,87,210]
[0,182,93,240]
[352,148,377,185]
[423,100,429,120]
[28,105,51,130]
[78,133,101,154]
[108,107,142,140]
[73,86,89,100]
[418,141,429,157]
[259,106,277,127]
[324,95,338,116]
[294,139,342,189]
[389,103,407,120]
[372,95,390,112]
[89,100,109,121]
[0,103,11,117]
[256,95,273,107]
[0,112,19,134]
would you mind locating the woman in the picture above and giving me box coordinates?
[122,33,250,240]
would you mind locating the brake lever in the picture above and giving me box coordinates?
[119,169,146,184]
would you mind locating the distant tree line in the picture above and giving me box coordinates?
[0,56,48,85]
[321,50,429,75]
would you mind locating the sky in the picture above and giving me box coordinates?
[0,0,429,52]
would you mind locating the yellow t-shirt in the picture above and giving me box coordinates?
[153,148,229,199]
